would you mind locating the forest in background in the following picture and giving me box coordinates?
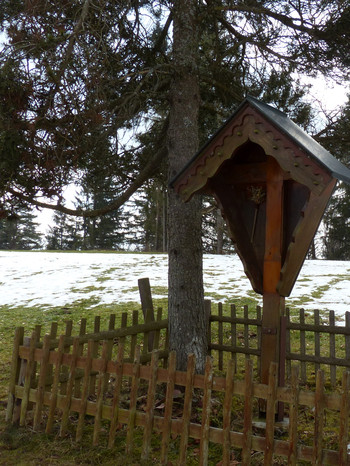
[0,1,350,258]
[0,188,236,253]
[0,177,346,259]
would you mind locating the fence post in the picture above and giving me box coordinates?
[138,277,155,351]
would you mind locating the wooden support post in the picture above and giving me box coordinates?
[138,278,155,352]
[261,156,285,393]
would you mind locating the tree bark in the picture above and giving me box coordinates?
[167,0,207,373]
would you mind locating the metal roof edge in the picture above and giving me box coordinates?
[245,96,350,185]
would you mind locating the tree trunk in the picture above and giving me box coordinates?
[309,238,317,259]
[162,189,167,252]
[167,0,207,373]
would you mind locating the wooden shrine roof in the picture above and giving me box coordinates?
[171,96,350,199]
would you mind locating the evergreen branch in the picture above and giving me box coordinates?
[7,132,168,218]
[218,16,301,66]
[216,2,318,36]
[38,0,91,116]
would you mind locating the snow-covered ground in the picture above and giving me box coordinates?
[0,251,349,317]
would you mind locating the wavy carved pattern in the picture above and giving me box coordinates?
[174,107,332,201]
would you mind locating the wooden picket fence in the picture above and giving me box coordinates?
[209,303,350,388]
[6,317,350,465]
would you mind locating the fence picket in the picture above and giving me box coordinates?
[46,334,65,434]
[108,343,125,448]
[6,326,24,422]
[244,305,249,361]
[154,308,163,350]
[300,309,306,383]
[339,370,350,465]
[286,308,291,380]
[109,313,116,331]
[313,370,325,465]
[199,356,213,466]
[218,302,223,371]
[264,362,278,466]
[89,317,100,396]
[60,337,80,436]
[49,322,58,338]
[120,312,128,356]
[144,309,153,355]
[12,336,30,424]
[73,319,86,399]
[242,359,253,465]
[329,311,336,388]
[179,353,196,465]
[288,365,299,466]
[160,350,176,464]
[125,345,141,454]
[256,306,262,375]
[20,331,38,426]
[46,323,58,388]
[60,320,73,396]
[33,334,51,430]
[141,349,160,460]
[345,313,350,364]
[76,339,94,442]
[314,310,320,375]
[130,310,138,361]
[222,358,234,466]
[231,304,237,369]
[93,340,110,446]
[208,304,212,358]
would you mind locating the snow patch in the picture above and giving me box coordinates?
[0,251,349,318]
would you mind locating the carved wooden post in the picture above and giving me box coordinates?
[261,157,285,385]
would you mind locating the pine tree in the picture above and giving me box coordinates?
[76,176,127,251]
[0,208,42,249]
[45,211,81,250]
[318,96,350,259]
[131,181,167,252]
